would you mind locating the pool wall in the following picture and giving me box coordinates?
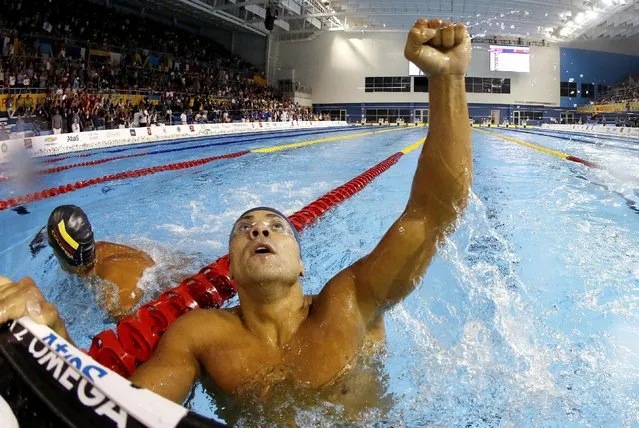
[0,121,349,163]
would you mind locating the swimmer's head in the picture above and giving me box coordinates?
[229,207,303,291]
[47,205,96,274]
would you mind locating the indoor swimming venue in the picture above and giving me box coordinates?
[0,0,638,426]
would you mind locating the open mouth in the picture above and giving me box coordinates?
[253,243,275,255]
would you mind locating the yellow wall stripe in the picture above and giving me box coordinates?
[57,220,79,250]
[475,128,569,159]
[250,127,409,154]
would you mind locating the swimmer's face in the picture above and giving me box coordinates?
[48,237,92,276]
[229,210,303,290]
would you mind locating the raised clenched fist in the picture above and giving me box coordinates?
[404,19,471,77]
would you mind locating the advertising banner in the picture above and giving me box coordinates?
[542,123,639,138]
[0,121,349,163]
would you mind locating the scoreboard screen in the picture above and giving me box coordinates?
[489,45,530,72]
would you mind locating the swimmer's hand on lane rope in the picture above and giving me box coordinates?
[0,275,67,338]
[404,18,471,76]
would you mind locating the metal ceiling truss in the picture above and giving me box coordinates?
[100,0,639,43]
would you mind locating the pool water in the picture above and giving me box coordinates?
[1,126,638,426]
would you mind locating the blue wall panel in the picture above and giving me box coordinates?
[560,48,639,107]
[314,103,567,123]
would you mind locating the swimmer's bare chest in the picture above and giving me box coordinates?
[198,295,385,398]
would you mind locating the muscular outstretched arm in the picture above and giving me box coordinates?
[128,310,202,403]
[339,19,473,323]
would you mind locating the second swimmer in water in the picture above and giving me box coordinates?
[44,204,154,317]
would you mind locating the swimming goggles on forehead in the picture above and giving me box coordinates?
[231,216,295,237]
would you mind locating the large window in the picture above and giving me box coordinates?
[365,77,411,92]
[521,111,543,120]
[365,109,411,123]
[413,76,429,92]
[560,81,578,97]
[319,110,346,121]
[581,83,595,99]
[464,77,510,94]
[597,84,611,98]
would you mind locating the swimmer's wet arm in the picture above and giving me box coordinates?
[347,20,472,323]
[409,74,472,221]
[128,310,202,403]
[0,276,75,344]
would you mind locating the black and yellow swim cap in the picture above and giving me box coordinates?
[47,205,96,267]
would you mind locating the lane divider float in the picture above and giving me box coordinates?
[41,153,92,164]
[498,127,639,153]
[34,126,372,166]
[0,127,412,211]
[476,128,639,183]
[87,137,425,378]
[0,152,152,183]
[475,128,601,167]
[1,127,377,182]
[0,151,250,211]
[250,127,404,153]
[100,126,363,156]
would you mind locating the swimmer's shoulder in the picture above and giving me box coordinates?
[96,241,154,266]
[168,306,246,345]
[162,307,257,365]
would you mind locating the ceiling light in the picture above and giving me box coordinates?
[586,10,598,19]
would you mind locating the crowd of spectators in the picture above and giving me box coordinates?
[614,114,639,127]
[1,0,314,135]
[595,70,639,105]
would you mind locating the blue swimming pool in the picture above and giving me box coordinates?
[1,125,638,425]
